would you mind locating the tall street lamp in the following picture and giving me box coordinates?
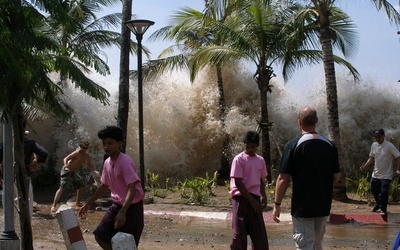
[124,19,154,189]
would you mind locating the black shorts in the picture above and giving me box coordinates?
[93,201,144,246]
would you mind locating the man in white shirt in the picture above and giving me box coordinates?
[360,129,400,216]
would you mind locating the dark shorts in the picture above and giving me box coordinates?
[59,166,84,190]
[93,201,144,246]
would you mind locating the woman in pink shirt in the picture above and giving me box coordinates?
[79,126,144,249]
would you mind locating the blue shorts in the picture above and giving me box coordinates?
[93,201,144,246]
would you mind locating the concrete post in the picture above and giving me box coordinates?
[55,204,86,250]
[0,122,20,250]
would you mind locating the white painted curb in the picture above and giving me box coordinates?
[144,209,293,222]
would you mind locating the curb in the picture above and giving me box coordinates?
[144,209,399,223]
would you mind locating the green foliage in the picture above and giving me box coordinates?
[390,177,399,202]
[345,166,400,203]
[344,165,367,192]
[178,179,190,199]
[178,171,217,205]
[345,166,373,205]
[165,177,171,191]
[265,181,275,203]
[147,170,167,198]
[357,174,370,198]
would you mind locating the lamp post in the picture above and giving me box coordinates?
[124,19,154,189]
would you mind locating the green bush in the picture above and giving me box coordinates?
[178,171,217,205]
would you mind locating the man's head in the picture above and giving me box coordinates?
[243,131,259,156]
[373,128,384,137]
[298,106,318,130]
[79,140,90,149]
[98,126,123,156]
[98,126,123,142]
[373,128,385,144]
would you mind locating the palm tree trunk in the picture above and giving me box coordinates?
[13,109,33,249]
[117,0,133,152]
[257,63,273,184]
[320,28,348,201]
[260,90,272,184]
[216,66,231,183]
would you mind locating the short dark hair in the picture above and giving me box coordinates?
[98,126,123,142]
[243,131,259,145]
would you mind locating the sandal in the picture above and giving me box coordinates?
[75,203,83,207]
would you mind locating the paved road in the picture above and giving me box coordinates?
[29,205,400,249]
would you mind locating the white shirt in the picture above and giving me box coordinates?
[369,140,400,180]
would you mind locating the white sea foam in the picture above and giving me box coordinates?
[7,66,400,180]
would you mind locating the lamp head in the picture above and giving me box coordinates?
[124,19,155,36]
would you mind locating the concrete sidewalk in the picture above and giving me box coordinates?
[144,209,400,223]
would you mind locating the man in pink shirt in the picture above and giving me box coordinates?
[230,131,269,250]
[79,126,144,250]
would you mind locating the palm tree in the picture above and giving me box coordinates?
[293,0,400,199]
[146,4,237,181]
[0,0,123,247]
[196,0,360,183]
[118,0,134,151]
[44,0,125,103]
[117,1,151,151]
[1,1,71,248]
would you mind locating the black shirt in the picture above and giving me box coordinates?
[279,132,340,217]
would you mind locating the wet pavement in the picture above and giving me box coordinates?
[23,204,400,249]
[1,187,399,250]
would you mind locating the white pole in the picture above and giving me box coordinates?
[0,122,20,249]
[55,204,87,250]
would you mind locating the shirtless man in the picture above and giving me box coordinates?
[51,140,100,213]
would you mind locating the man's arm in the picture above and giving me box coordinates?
[334,172,341,183]
[272,173,290,223]
[396,157,400,175]
[234,178,262,214]
[85,154,94,172]
[63,151,79,166]
[33,142,48,163]
[79,184,109,216]
[114,182,137,229]
[28,142,48,171]
[86,158,101,186]
[360,156,374,171]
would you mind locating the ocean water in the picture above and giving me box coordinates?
[5,66,400,181]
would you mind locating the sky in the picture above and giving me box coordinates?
[101,0,400,85]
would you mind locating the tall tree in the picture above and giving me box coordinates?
[293,0,400,199]
[196,0,359,183]
[118,0,133,151]
[44,0,125,103]
[147,2,239,181]
[1,1,70,248]
[0,0,121,247]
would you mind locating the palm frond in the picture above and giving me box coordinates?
[371,0,400,25]
[144,54,190,79]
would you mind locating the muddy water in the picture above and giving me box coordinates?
[22,204,400,249]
